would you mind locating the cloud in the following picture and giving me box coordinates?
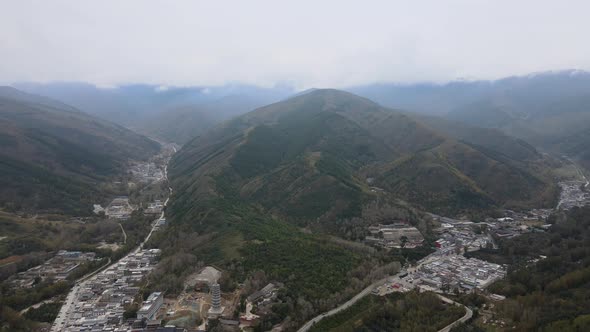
[1,0,590,88]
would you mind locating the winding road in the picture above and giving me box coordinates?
[297,277,390,332]
[297,250,475,332]
[437,295,473,332]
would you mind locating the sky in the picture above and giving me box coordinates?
[2,0,590,89]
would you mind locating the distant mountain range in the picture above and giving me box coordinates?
[14,82,296,144]
[350,70,590,169]
[0,87,160,215]
[16,71,590,170]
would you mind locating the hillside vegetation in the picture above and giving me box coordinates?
[0,87,160,215]
[465,206,590,331]
[309,291,464,332]
[170,89,556,224]
[352,70,590,171]
[155,90,557,329]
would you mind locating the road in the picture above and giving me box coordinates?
[20,257,111,315]
[51,153,174,331]
[137,165,172,252]
[437,294,473,332]
[53,207,166,331]
[297,250,472,332]
[297,277,390,332]
[119,223,127,244]
[565,156,589,187]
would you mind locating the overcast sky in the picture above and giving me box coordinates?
[2,0,590,88]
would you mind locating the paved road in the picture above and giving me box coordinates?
[437,294,473,332]
[297,277,390,332]
[51,153,174,331]
[297,251,470,332]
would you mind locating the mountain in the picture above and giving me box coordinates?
[349,81,493,115]
[350,70,590,171]
[445,71,590,168]
[169,89,556,229]
[0,87,160,215]
[412,113,540,163]
[14,82,296,144]
[137,94,279,144]
[156,90,557,329]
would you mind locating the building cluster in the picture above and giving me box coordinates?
[557,180,590,210]
[9,250,96,288]
[105,197,135,220]
[432,211,551,254]
[52,248,161,332]
[144,200,164,215]
[365,222,424,248]
[129,161,164,184]
[485,217,547,240]
[502,208,552,222]
[415,255,506,293]
[431,216,490,254]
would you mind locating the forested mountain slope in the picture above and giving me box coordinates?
[0,87,160,215]
[169,89,556,227]
[154,89,558,330]
[352,70,590,170]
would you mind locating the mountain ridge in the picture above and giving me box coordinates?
[0,87,160,215]
[170,89,556,229]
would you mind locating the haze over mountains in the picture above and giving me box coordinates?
[9,70,589,214]
[4,1,590,330]
[15,82,296,144]
[352,70,590,168]
[15,71,590,166]
[7,69,590,218]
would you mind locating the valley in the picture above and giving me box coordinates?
[1,75,590,332]
[0,140,175,331]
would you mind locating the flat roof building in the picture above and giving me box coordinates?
[138,292,164,320]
